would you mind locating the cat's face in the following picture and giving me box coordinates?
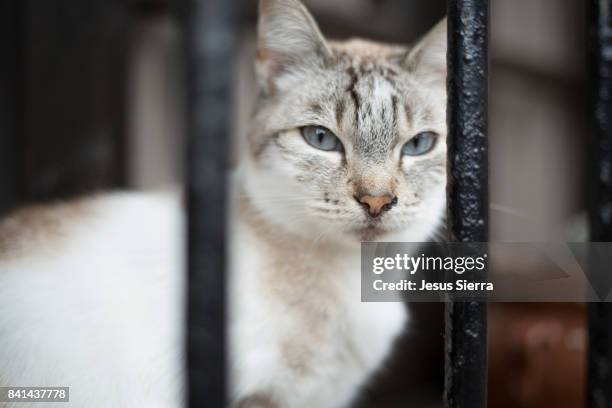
[243,0,446,245]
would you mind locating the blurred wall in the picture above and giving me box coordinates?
[490,0,586,242]
[127,12,184,189]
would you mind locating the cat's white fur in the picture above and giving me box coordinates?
[0,0,447,406]
[0,193,185,408]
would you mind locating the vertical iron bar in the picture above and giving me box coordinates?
[445,1,489,407]
[588,1,612,407]
[186,0,237,407]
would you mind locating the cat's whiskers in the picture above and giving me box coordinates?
[240,203,312,223]
[241,195,306,203]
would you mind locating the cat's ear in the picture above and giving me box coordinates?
[403,18,447,84]
[257,0,332,94]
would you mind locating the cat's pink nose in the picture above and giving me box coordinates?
[355,194,398,217]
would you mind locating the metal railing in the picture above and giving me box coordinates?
[186,1,238,407]
[444,0,489,407]
[588,1,612,407]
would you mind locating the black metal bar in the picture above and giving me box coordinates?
[588,1,612,407]
[0,0,23,215]
[186,0,237,407]
[445,1,489,407]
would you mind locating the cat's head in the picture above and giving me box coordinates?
[242,0,446,246]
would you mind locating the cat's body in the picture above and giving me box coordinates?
[230,169,409,407]
[0,1,447,407]
[0,183,405,408]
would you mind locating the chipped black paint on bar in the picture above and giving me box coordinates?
[186,0,237,406]
[445,1,489,407]
[588,1,612,407]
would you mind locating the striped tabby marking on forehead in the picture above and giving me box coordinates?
[335,97,346,128]
[338,55,407,160]
[345,65,360,124]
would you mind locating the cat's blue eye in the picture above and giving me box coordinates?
[301,126,343,152]
[401,131,438,156]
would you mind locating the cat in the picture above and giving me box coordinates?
[0,0,447,407]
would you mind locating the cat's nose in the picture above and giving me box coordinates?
[355,193,398,218]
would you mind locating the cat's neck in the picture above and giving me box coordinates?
[235,187,364,309]
[236,184,360,260]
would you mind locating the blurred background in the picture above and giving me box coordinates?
[0,0,589,407]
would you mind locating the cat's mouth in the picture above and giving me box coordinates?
[352,224,388,241]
